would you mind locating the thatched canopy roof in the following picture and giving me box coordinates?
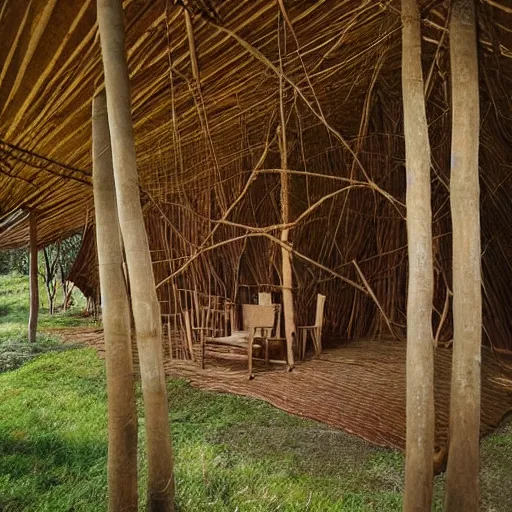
[1,1,511,347]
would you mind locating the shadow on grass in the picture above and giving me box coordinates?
[0,433,107,512]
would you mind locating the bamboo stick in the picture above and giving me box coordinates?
[96,0,175,510]
[444,1,482,510]
[401,0,435,510]
[92,90,138,512]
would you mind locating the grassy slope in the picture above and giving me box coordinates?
[0,274,94,372]
[0,274,510,511]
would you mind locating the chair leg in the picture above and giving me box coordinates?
[316,327,322,355]
[248,333,254,380]
[201,336,205,370]
[265,338,269,367]
[301,329,308,359]
[312,328,321,356]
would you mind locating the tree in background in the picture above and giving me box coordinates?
[0,248,29,275]
[40,245,60,315]
[57,236,82,310]
[38,234,82,314]
[0,234,83,314]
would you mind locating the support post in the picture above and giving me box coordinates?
[92,90,138,512]
[401,0,435,510]
[278,126,296,369]
[28,210,38,343]
[279,139,296,369]
[277,21,295,369]
[96,1,175,510]
[445,1,482,510]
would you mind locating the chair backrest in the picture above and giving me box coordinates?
[200,300,235,337]
[315,294,326,329]
[258,292,272,305]
[242,304,277,335]
[257,292,281,336]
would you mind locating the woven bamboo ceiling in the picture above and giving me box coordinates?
[0,0,510,251]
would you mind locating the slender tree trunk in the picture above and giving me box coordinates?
[401,1,435,510]
[60,261,69,311]
[28,210,38,343]
[445,1,482,510]
[43,248,56,315]
[278,63,295,368]
[92,90,138,512]
[279,126,296,368]
[96,1,175,510]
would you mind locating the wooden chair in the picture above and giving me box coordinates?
[195,301,250,378]
[297,294,326,359]
[242,303,283,369]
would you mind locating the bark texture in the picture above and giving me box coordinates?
[401,2,435,510]
[444,1,482,510]
[96,0,175,510]
[28,210,38,343]
[92,90,138,512]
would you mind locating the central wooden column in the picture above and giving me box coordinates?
[92,90,138,512]
[401,0,435,510]
[444,1,482,510]
[96,0,175,510]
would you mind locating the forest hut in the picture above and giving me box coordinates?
[1,0,512,509]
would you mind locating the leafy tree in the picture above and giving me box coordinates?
[0,249,29,275]
[38,234,82,314]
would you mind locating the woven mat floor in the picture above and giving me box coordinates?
[49,327,512,451]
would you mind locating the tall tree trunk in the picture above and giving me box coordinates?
[28,210,38,343]
[92,90,138,512]
[279,127,296,368]
[445,1,482,510]
[401,1,435,510]
[96,1,175,510]
[43,247,57,315]
[278,57,295,369]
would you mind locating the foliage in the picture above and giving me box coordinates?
[37,234,83,314]
[0,233,82,313]
[0,248,29,275]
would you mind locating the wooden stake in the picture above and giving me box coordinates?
[278,16,295,369]
[279,124,295,369]
[96,0,175,510]
[401,0,435,510]
[445,1,482,510]
[28,210,38,343]
[92,90,138,512]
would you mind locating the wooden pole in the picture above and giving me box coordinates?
[92,90,138,512]
[28,210,38,343]
[96,1,175,510]
[401,0,435,510]
[445,1,482,510]
[278,18,295,369]
[279,125,296,369]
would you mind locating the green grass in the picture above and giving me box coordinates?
[0,272,511,511]
[0,273,95,373]
[0,273,94,336]
[0,350,412,512]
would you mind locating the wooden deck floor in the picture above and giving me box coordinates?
[51,328,512,452]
